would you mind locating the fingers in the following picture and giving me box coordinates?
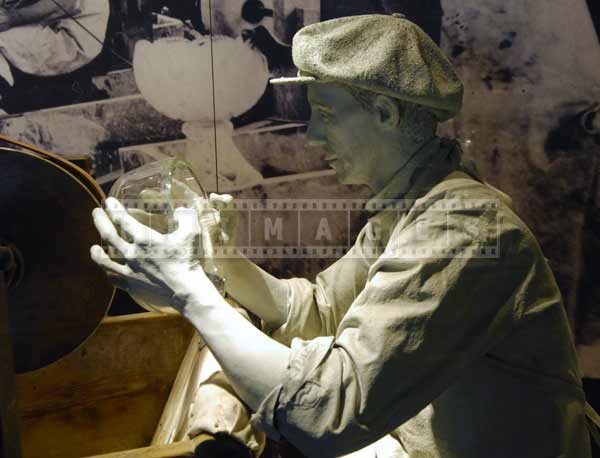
[91,245,162,294]
[92,246,149,295]
[209,193,233,210]
[209,193,238,244]
[208,193,234,224]
[172,206,201,238]
[92,207,133,258]
[104,197,161,244]
[90,244,133,277]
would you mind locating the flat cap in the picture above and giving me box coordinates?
[271,14,463,121]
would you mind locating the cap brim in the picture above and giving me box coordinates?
[269,75,318,85]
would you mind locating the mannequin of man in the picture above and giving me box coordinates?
[91,14,594,458]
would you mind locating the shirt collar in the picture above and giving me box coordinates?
[366,137,461,215]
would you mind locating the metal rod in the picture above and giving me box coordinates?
[207,0,220,194]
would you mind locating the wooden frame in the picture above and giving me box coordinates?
[15,313,200,458]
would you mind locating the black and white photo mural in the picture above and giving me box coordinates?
[0,0,323,192]
[1,0,600,358]
[0,0,111,113]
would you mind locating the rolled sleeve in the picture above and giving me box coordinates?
[252,334,395,457]
[251,336,335,441]
[267,237,373,346]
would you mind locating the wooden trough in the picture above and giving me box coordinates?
[15,312,210,458]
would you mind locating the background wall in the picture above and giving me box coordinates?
[0,0,599,380]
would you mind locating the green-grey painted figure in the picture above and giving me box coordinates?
[91,14,596,458]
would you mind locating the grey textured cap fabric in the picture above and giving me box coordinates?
[271,14,464,121]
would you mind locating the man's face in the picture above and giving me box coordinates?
[306,83,380,186]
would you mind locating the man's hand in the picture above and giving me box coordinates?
[91,197,222,314]
[208,193,239,247]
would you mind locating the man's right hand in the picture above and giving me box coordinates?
[96,187,239,313]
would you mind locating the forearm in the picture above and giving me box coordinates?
[179,283,290,411]
[217,253,290,329]
[8,0,78,27]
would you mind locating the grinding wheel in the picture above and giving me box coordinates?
[0,135,102,200]
[0,144,114,373]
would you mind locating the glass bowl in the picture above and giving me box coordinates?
[108,158,225,313]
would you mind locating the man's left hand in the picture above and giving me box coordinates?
[91,197,221,314]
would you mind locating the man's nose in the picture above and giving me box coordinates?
[306,115,327,146]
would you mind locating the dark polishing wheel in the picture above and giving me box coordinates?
[0,136,104,202]
[0,147,114,373]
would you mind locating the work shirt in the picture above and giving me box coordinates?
[252,138,592,458]
[0,0,108,83]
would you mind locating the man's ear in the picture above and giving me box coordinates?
[373,95,400,129]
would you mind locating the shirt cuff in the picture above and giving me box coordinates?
[251,335,335,441]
